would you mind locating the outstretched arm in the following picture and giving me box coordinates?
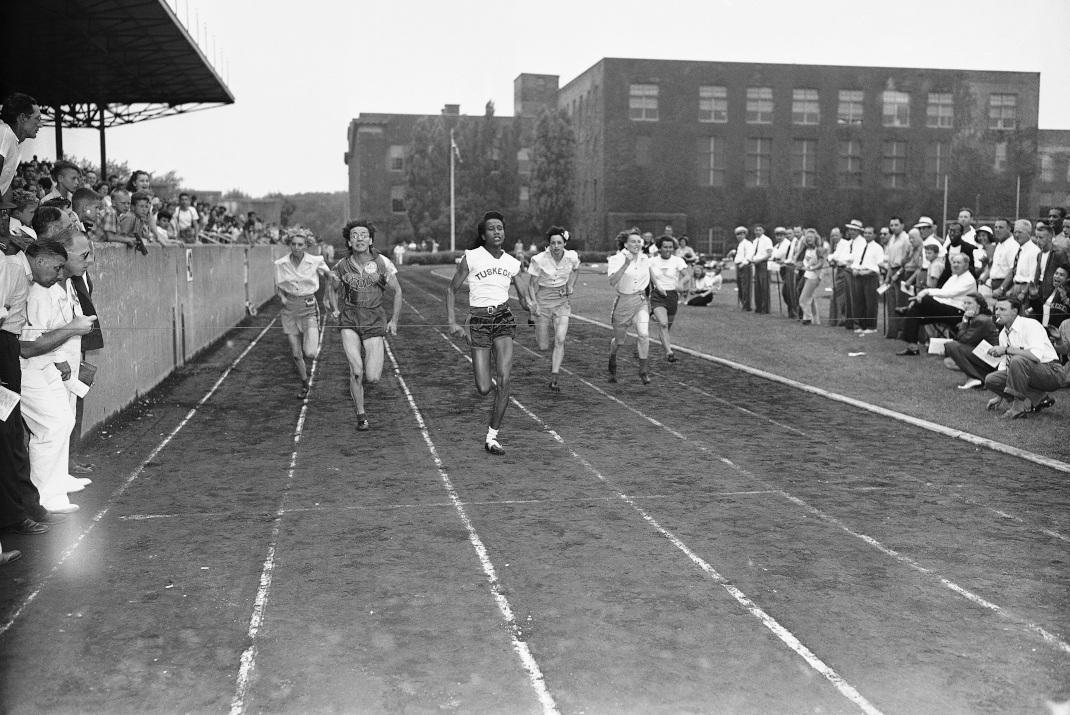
[446,256,470,336]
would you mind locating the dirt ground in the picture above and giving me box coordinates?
[0,265,1067,714]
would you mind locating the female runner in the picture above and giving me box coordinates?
[526,226,580,391]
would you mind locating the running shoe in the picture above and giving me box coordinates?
[640,372,651,385]
[356,415,370,431]
[548,377,560,392]
[298,382,310,399]
[484,439,505,455]
[666,353,678,363]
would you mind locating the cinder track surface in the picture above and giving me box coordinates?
[0,266,1067,714]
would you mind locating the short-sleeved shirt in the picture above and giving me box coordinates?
[998,316,1058,367]
[0,123,21,196]
[275,252,329,297]
[21,281,82,372]
[173,206,199,231]
[649,254,688,292]
[332,253,397,308]
[465,246,521,307]
[607,250,651,294]
[0,255,29,335]
[527,249,580,288]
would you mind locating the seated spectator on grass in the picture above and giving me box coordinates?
[983,296,1066,418]
[41,161,81,203]
[8,190,38,240]
[896,253,978,356]
[943,292,1001,390]
[675,236,697,265]
[685,264,721,306]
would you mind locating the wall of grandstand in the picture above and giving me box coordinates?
[80,244,284,435]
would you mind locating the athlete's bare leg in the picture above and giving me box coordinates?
[340,329,369,429]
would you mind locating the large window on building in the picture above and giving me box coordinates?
[994,141,1008,172]
[746,87,773,124]
[699,85,728,123]
[629,83,659,121]
[924,142,950,189]
[388,145,405,172]
[390,185,406,213]
[988,94,1017,130]
[882,140,908,188]
[882,91,911,127]
[697,136,726,187]
[1040,154,1055,183]
[792,89,820,125]
[745,137,772,187]
[791,139,817,188]
[838,140,862,188]
[926,93,954,128]
[837,90,864,125]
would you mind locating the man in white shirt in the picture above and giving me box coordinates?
[731,226,755,312]
[0,93,43,198]
[957,208,978,248]
[770,227,798,318]
[983,296,1066,418]
[274,232,330,398]
[849,225,886,333]
[170,192,200,243]
[995,219,1041,300]
[750,224,773,314]
[983,218,1017,296]
[831,220,864,328]
[895,253,977,355]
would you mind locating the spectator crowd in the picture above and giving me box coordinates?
[0,91,330,568]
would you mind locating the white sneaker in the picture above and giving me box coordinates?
[957,378,983,390]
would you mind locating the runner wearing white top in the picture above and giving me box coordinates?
[447,211,521,455]
[649,236,689,363]
[274,233,331,398]
[526,226,580,391]
[606,230,653,384]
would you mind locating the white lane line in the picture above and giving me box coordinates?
[635,360,1070,544]
[569,312,1070,476]
[383,339,559,715]
[398,297,877,713]
[508,397,883,715]
[0,318,279,640]
[230,315,327,715]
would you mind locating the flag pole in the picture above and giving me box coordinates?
[450,128,456,252]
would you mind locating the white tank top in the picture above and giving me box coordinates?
[465,246,521,307]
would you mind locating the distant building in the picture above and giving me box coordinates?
[346,58,1044,253]
[1035,130,1070,213]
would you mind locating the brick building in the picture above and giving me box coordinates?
[346,58,1044,253]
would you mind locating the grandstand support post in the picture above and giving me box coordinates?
[941,174,948,231]
[449,127,456,252]
[1015,175,1021,219]
[98,103,108,179]
[53,105,64,160]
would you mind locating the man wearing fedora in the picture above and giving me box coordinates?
[829,219,864,328]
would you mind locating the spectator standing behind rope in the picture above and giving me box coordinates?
[750,224,773,314]
[797,228,827,325]
[849,225,885,334]
[0,93,43,198]
[730,226,754,312]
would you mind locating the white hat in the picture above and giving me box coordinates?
[844,219,863,232]
[913,216,935,229]
[734,226,748,235]
[922,236,943,250]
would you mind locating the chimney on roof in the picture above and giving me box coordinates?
[442,104,460,116]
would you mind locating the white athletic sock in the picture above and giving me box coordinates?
[486,427,498,443]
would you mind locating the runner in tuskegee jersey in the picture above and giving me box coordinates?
[446,210,521,455]
[329,220,402,432]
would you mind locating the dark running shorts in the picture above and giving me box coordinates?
[649,289,679,326]
[338,303,387,339]
[466,307,517,349]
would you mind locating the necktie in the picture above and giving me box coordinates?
[1011,245,1022,281]
[859,242,869,267]
[1036,251,1049,284]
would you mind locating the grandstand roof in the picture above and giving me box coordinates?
[0,0,234,128]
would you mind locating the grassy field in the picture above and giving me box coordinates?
[558,263,1070,465]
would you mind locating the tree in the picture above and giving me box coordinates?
[530,108,575,233]
[405,116,450,242]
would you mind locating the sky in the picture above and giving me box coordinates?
[19,0,1070,197]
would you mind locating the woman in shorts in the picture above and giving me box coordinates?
[330,220,402,431]
[607,229,652,384]
[274,232,330,397]
[649,235,689,362]
[526,226,580,392]
[447,211,521,455]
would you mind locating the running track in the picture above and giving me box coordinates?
[0,266,1067,714]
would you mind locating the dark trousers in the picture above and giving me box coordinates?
[829,267,853,327]
[883,281,908,338]
[779,266,798,318]
[901,297,964,344]
[944,341,997,382]
[0,332,43,526]
[849,273,879,330]
[736,264,753,311]
[686,293,713,306]
[753,263,770,314]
